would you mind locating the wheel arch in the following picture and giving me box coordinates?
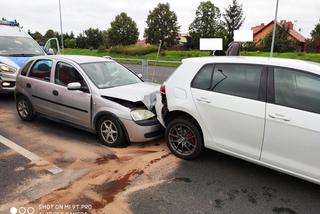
[164,110,204,140]
[93,111,130,142]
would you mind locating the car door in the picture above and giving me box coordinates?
[261,66,320,180]
[190,63,267,159]
[27,59,62,118]
[52,61,91,128]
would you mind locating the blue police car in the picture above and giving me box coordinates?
[0,20,59,94]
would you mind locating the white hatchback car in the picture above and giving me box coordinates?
[156,56,320,185]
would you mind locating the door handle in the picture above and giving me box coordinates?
[268,113,291,122]
[26,83,31,88]
[196,97,211,103]
[52,90,59,96]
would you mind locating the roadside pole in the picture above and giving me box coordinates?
[270,0,280,57]
[152,40,162,82]
[59,0,64,54]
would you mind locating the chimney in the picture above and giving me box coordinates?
[286,21,294,30]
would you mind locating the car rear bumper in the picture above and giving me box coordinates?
[155,92,166,127]
[121,117,164,142]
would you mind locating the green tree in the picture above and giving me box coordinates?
[311,20,320,39]
[107,12,139,46]
[65,38,76,48]
[188,1,226,49]
[44,29,56,40]
[76,33,87,48]
[84,28,104,49]
[260,23,299,52]
[223,0,245,46]
[144,3,180,48]
[28,30,43,42]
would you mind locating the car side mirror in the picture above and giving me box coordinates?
[47,48,55,55]
[137,73,143,78]
[67,82,81,90]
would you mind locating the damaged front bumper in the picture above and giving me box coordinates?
[120,117,164,142]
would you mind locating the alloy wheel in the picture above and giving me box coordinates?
[100,120,118,144]
[168,124,197,156]
[17,99,30,118]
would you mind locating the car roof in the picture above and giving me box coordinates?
[182,56,320,75]
[31,55,113,64]
[0,25,31,37]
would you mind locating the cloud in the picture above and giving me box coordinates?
[1,0,319,38]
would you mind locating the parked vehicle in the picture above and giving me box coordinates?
[0,20,59,94]
[15,55,162,147]
[156,56,320,185]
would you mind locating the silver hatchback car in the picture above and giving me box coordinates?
[15,55,163,147]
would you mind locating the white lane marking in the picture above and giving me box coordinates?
[0,135,63,175]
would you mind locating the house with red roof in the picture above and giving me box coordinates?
[251,20,305,49]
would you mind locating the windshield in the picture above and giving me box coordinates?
[0,36,45,56]
[81,61,142,89]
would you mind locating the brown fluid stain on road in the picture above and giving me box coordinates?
[0,98,179,213]
[22,142,177,214]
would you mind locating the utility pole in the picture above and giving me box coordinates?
[59,0,64,54]
[270,0,280,57]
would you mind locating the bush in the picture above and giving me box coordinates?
[64,38,76,48]
[109,45,158,55]
[97,45,106,53]
[305,39,320,53]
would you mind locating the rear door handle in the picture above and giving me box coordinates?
[52,90,59,96]
[196,97,211,103]
[268,113,291,122]
[26,83,31,88]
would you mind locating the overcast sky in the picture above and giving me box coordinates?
[2,0,319,39]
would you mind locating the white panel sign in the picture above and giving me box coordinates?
[199,38,223,50]
[234,30,253,42]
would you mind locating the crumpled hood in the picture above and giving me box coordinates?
[100,82,160,109]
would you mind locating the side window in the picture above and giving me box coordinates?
[21,61,33,76]
[191,64,214,90]
[211,64,263,100]
[55,62,88,89]
[28,59,52,81]
[274,67,320,114]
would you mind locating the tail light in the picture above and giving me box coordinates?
[160,83,166,94]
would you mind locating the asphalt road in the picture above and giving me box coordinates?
[130,149,320,214]
[1,94,320,214]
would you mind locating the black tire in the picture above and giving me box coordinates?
[97,115,127,147]
[165,117,203,160]
[16,95,36,121]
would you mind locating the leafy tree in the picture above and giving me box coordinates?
[84,28,104,49]
[102,30,110,48]
[44,29,56,40]
[28,30,43,42]
[76,33,87,49]
[223,0,245,46]
[259,23,299,52]
[144,3,180,48]
[311,20,320,40]
[188,1,226,49]
[65,38,76,48]
[107,12,139,46]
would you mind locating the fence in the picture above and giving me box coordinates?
[112,58,181,83]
